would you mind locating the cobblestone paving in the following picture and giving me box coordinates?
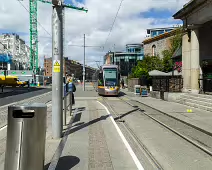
[88,102,114,170]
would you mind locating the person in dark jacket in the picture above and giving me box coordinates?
[68,77,76,105]
[121,78,124,89]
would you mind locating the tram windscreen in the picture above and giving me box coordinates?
[104,68,118,86]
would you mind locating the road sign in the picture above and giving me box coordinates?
[53,60,60,73]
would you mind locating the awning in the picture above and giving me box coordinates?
[149,70,169,76]
[0,53,12,63]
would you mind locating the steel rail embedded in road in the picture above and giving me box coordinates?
[0,92,52,129]
[100,96,163,170]
[118,95,212,157]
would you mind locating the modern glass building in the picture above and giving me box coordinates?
[104,44,144,76]
[146,27,176,38]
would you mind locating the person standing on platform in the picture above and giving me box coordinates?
[68,77,76,105]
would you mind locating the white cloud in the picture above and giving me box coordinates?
[0,0,189,68]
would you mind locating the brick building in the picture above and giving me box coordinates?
[44,57,96,80]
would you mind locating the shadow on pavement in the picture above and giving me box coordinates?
[64,114,110,136]
[44,156,80,170]
[114,108,143,121]
[73,112,82,123]
[118,91,126,97]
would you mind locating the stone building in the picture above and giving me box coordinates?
[173,0,212,93]
[0,33,30,70]
[143,29,178,58]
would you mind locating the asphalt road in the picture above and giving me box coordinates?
[0,87,51,106]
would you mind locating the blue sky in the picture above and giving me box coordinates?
[141,8,174,19]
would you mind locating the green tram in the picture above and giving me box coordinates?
[92,65,120,96]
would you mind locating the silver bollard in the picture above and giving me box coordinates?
[69,92,72,116]
[63,96,67,126]
[4,103,47,170]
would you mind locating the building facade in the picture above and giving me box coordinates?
[143,29,178,58]
[0,33,30,70]
[44,57,96,80]
[104,44,144,76]
[146,27,176,38]
[173,0,212,93]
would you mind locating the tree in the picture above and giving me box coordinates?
[162,50,173,72]
[130,55,163,78]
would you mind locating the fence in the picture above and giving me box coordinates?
[152,76,183,92]
[127,77,151,92]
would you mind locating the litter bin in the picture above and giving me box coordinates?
[4,103,47,170]
[134,85,141,95]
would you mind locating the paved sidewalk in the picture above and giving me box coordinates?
[121,89,212,135]
[44,88,138,170]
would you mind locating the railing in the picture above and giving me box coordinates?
[63,91,72,126]
[152,76,183,92]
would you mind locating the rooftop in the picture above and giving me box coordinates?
[143,29,178,44]
[173,0,206,19]
[147,27,177,31]
[126,43,143,46]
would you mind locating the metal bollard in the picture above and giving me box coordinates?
[69,92,72,116]
[4,103,47,170]
[63,96,67,126]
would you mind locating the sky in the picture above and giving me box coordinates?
[0,0,189,68]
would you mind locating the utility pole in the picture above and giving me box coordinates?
[52,0,63,139]
[83,34,85,91]
[51,0,87,139]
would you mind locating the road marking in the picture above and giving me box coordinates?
[97,97,103,101]
[97,101,144,170]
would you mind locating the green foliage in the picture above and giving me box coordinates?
[130,55,163,78]
[161,50,173,72]
[130,27,183,78]
[161,27,183,72]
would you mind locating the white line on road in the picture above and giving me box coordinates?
[97,101,144,170]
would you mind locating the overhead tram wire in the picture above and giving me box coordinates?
[17,0,51,37]
[17,0,104,67]
[17,1,95,48]
[102,0,124,53]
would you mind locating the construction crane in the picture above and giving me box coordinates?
[29,0,88,74]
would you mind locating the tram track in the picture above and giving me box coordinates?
[101,96,163,170]
[118,95,212,157]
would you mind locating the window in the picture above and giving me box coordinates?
[152,45,156,56]
[103,68,118,86]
